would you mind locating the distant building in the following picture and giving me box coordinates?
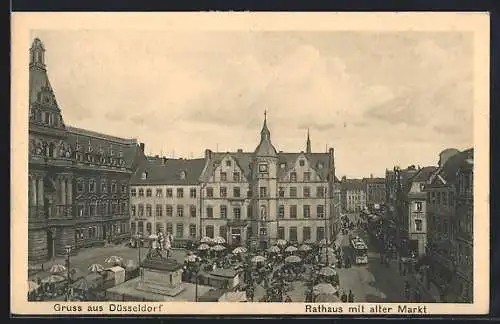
[129,158,206,245]
[340,177,366,213]
[28,38,146,263]
[363,175,386,208]
[199,117,339,250]
[424,148,473,302]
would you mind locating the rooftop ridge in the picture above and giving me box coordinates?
[66,125,138,145]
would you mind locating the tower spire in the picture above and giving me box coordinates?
[306,128,311,154]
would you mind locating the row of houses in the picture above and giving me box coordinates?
[385,148,474,303]
[339,175,386,213]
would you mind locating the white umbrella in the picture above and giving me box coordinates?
[268,246,280,253]
[88,263,105,273]
[124,260,136,269]
[41,274,66,284]
[299,244,312,252]
[200,236,212,244]
[319,239,328,246]
[304,238,315,245]
[28,280,39,293]
[285,255,302,263]
[49,264,67,273]
[251,255,266,263]
[318,266,337,277]
[185,255,197,262]
[212,236,226,245]
[211,244,226,252]
[285,246,298,253]
[313,283,337,295]
[198,243,210,251]
[276,239,287,246]
[105,256,123,265]
[232,247,247,254]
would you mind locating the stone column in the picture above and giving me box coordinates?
[60,177,66,206]
[66,178,73,207]
[37,177,44,206]
[31,177,37,205]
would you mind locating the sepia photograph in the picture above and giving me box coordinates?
[11,12,489,315]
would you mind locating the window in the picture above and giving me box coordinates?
[280,163,286,169]
[290,187,297,198]
[146,204,152,217]
[436,192,441,205]
[303,205,310,218]
[130,188,137,197]
[233,207,241,220]
[278,227,285,240]
[220,172,227,181]
[303,187,311,198]
[317,227,325,241]
[190,205,196,218]
[138,188,144,197]
[316,186,325,198]
[206,207,213,219]
[259,187,267,198]
[233,172,240,182]
[442,191,448,205]
[177,205,184,217]
[318,162,324,169]
[220,187,227,198]
[247,190,252,198]
[430,192,436,204]
[131,205,136,217]
[166,205,173,217]
[77,181,85,193]
[317,205,324,218]
[89,180,96,193]
[156,189,163,197]
[166,188,173,198]
[176,224,184,238]
[449,192,455,207]
[146,222,152,235]
[177,188,184,198]
[299,160,305,167]
[233,187,241,198]
[206,187,214,198]
[290,172,297,182]
[415,201,423,212]
[304,172,311,181]
[121,184,127,193]
[278,205,285,219]
[219,226,227,239]
[155,204,163,217]
[190,188,197,198]
[260,228,267,236]
[247,206,253,219]
[226,160,231,167]
[111,183,117,193]
[146,189,152,197]
[100,182,107,193]
[303,227,311,241]
[138,204,144,217]
[220,205,227,219]
[289,227,298,242]
[166,223,173,235]
[279,187,285,198]
[415,219,423,231]
[189,224,197,239]
[206,225,214,238]
[259,163,268,173]
[290,205,297,219]
[141,172,147,180]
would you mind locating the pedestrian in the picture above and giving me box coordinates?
[341,291,348,302]
[284,294,292,302]
[348,290,354,302]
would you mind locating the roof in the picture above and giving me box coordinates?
[428,148,473,187]
[411,166,438,183]
[65,126,145,170]
[254,116,278,157]
[131,158,206,185]
[364,177,385,184]
[341,179,365,191]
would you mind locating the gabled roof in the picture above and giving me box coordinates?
[341,179,365,191]
[131,158,206,185]
[363,177,385,184]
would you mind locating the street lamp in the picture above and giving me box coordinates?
[64,245,72,300]
[193,260,202,302]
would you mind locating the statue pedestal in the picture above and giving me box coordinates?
[136,254,185,297]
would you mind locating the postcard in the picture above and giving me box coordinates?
[11,12,489,315]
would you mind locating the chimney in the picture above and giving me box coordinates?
[162,157,167,164]
[237,149,243,153]
[139,143,145,152]
[204,149,212,160]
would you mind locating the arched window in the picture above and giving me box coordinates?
[260,205,267,221]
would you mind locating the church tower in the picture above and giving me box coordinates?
[251,111,279,250]
[306,128,311,154]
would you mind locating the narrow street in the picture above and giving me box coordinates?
[335,213,433,302]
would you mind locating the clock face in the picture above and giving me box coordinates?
[259,164,268,172]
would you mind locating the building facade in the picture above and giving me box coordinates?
[28,38,146,263]
[129,158,205,245]
[340,178,366,213]
[199,119,338,250]
[364,176,386,208]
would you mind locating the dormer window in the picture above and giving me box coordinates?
[141,172,148,180]
[280,163,286,169]
[259,163,268,173]
[180,171,186,180]
[118,150,123,158]
[226,160,231,167]
[318,162,324,169]
[299,160,305,167]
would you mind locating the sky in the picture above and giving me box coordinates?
[31,30,474,178]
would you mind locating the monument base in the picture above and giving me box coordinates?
[136,281,185,297]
